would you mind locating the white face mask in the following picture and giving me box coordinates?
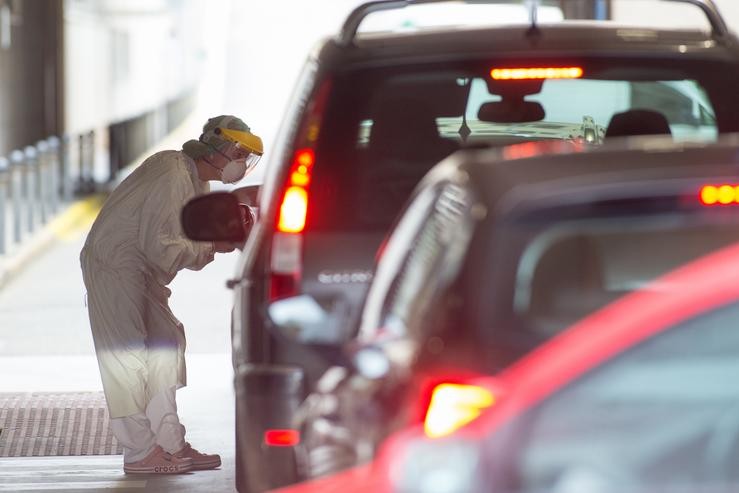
[221,159,248,184]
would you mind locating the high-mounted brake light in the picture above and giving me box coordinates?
[424,383,495,438]
[490,66,583,80]
[700,184,739,206]
[264,429,300,447]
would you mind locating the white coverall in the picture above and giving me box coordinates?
[80,150,214,462]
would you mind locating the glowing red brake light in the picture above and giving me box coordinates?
[264,429,300,447]
[295,148,315,167]
[700,184,739,205]
[269,78,331,301]
[290,171,310,187]
[424,383,495,438]
[276,147,315,234]
[288,150,314,187]
[278,187,309,233]
[490,66,583,80]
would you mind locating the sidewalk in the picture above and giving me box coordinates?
[0,194,106,290]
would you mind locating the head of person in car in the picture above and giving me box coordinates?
[605,109,672,138]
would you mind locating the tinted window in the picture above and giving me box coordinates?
[467,195,739,371]
[514,220,739,336]
[507,300,739,491]
[481,194,739,340]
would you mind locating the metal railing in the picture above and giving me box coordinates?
[0,131,97,257]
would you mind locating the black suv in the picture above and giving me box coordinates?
[182,1,739,490]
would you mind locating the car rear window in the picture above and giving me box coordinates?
[308,58,734,233]
[515,220,739,333]
[494,192,739,338]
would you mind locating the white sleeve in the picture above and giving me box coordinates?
[138,168,214,276]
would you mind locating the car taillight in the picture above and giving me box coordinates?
[269,231,302,300]
[269,149,315,300]
[278,187,309,233]
[264,429,301,447]
[490,66,583,80]
[423,383,495,439]
[699,184,739,205]
[277,148,314,234]
[269,79,331,301]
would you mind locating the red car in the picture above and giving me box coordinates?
[274,188,739,492]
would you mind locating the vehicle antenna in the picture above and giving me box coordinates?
[458,78,472,142]
[525,0,541,38]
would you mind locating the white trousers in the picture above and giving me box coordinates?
[110,386,186,463]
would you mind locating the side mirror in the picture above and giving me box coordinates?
[267,295,354,345]
[478,100,545,123]
[351,345,391,379]
[181,192,252,243]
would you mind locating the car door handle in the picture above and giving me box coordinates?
[226,278,251,290]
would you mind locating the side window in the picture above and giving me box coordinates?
[510,301,739,491]
[378,183,474,341]
[514,221,739,336]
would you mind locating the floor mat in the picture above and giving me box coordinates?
[0,392,123,457]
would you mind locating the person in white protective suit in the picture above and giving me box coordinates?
[80,115,262,474]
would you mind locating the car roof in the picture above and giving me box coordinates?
[420,135,739,221]
[315,23,739,70]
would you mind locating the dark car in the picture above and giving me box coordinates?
[276,186,739,493]
[181,0,739,490]
[288,135,739,480]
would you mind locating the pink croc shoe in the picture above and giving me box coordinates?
[173,442,222,470]
[123,445,193,474]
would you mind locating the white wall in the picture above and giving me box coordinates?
[64,0,207,133]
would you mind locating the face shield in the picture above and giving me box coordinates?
[216,127,264,175]
[225,143,262,175]
[244,152,261,171]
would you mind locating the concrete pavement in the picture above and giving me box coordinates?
[0,216,241,491]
